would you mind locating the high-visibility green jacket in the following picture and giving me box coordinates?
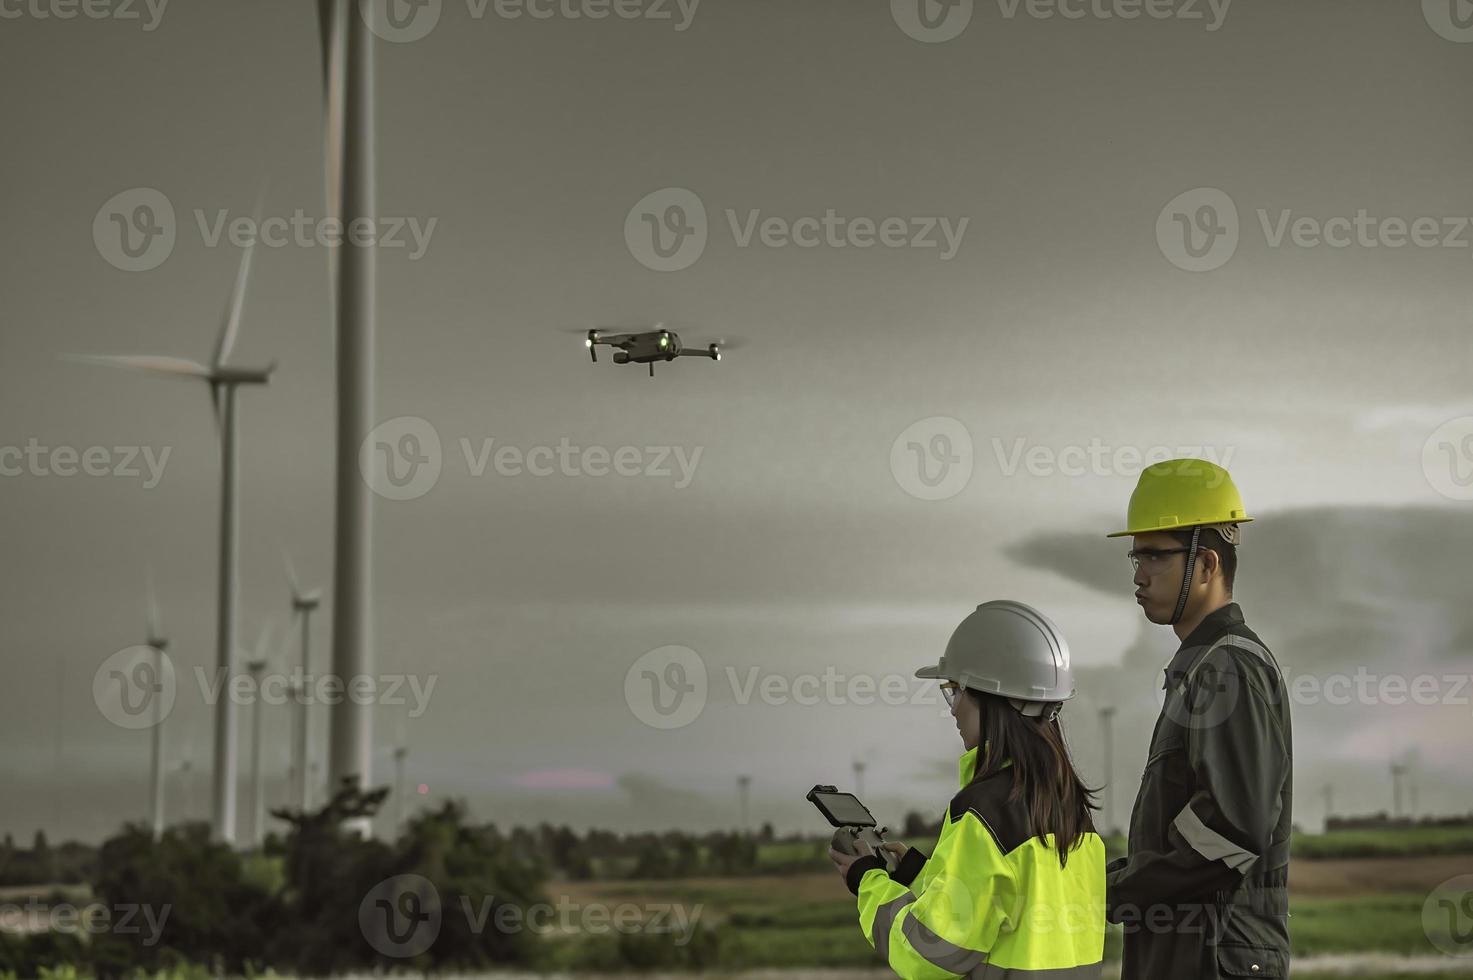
[846,746,1105,978]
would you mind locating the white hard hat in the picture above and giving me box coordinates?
[915,600,1075,718]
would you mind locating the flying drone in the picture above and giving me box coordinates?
[578,325,737,377]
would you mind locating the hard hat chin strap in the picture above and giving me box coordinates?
[1169,526,1201,626]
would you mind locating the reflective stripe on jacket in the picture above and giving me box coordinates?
[847,745,1105,979]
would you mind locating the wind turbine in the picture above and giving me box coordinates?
[244,620,280,849]
[171,749,194,824]
[1391,761,1408,819]
[319,0,378,835]
[284,551,323,811]
[145,573,169,842]
[67,209,275,846]
[392,744,408,836]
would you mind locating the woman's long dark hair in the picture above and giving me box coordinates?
[967,690,1100,867]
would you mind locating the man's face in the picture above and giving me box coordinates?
[1130,531,1189,625]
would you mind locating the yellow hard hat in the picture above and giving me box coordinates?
[1106,459,1252,538]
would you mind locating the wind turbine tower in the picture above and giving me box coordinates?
[68,214,274,845]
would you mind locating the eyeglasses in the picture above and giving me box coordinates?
[941,682,963,707]
[1127,548,1189,572]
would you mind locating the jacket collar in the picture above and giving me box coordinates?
[1164,601,1245,688]
[959,742,1012,788]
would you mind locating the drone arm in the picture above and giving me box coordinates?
[677,346,721,361]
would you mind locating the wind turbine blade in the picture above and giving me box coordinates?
[317,0,342,91]
[143,565,161,642]
[211,183,266,371]
[63,354,212,379]
[251,618,281,666]
[146,566,161,639]
[284,551,302,600]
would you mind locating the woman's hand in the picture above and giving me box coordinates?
[828,836,876,877]
[880,841,909,862]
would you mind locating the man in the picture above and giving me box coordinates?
[1104,459,1293,979]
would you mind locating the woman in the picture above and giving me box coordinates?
[829,599,1105,979]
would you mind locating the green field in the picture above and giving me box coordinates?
[753,825,1473,872]
[545,874,1466,971]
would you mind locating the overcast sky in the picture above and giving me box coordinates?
[2,0,1471,844]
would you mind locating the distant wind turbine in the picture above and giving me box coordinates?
[244,620,280,849]
[67,202,275,846]
[145,572,169,842]
[392,744,408,836]
[171,750,194,824]
[284,551,323,811]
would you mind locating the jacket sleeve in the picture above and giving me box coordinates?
[1106,648,1290,919]
[849,816,1017,979]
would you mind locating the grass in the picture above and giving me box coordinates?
[1293,827,1473,860]
[755,826,1473,874]
[557,876,1465,967]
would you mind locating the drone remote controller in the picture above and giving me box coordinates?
[807,784,898,873]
